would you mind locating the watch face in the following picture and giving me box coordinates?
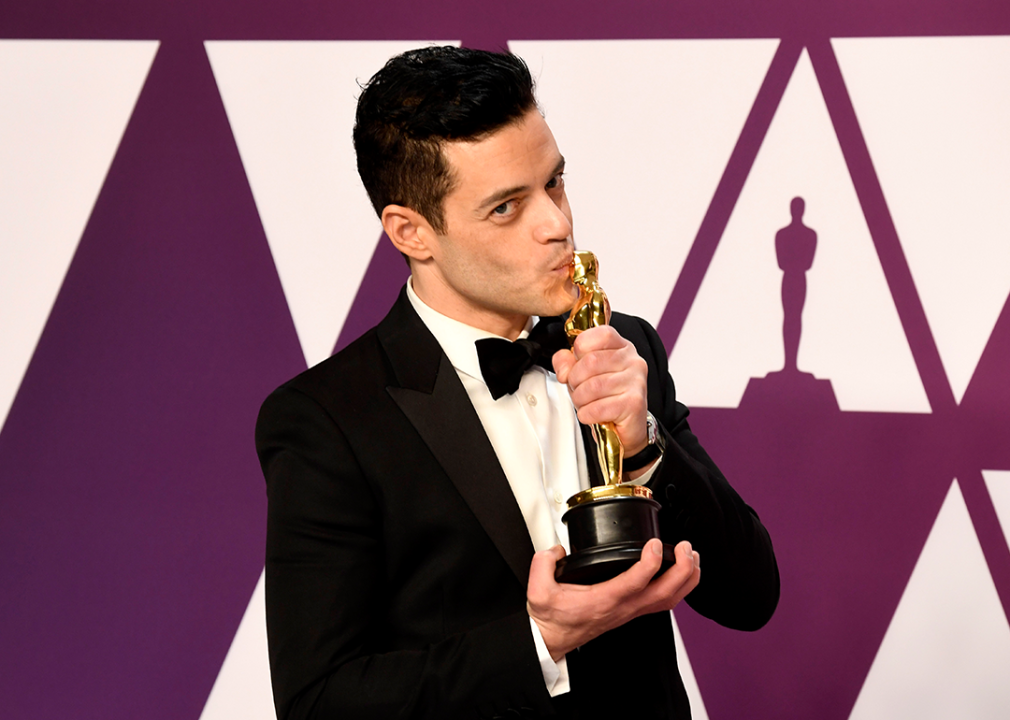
[646,413,665,453]
[647,413,658,444]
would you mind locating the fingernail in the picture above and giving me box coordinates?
[651,539,663,556]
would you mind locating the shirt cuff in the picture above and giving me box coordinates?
[529,615,570,696]
[623,455,661,486]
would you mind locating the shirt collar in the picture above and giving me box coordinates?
[406,278,534,383]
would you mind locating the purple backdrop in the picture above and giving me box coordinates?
[2,1,1009,719]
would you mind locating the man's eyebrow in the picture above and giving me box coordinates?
[479,184,528,211]
[477,156,566,211]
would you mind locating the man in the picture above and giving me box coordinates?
[256,46,778,720]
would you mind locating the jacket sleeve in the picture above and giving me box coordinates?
[625,315,780,631]
[256,385,552,720]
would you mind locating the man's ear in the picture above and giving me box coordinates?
[381,205,436,262]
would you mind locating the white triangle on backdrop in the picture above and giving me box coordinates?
[199,570,272,720]
[983,469,1010,552]
[508,39,778,328]
[848,479,1010,720]
[205,40,456,369]
[0,40,159,435]
[670,49,930,412]
[671,610,710,720]
[833,36,1010,405]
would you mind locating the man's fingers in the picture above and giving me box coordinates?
[571,326,625,356]
[566,329,641,390]
[552,349,575,383]
[527,545,566,605]
[602,538,664,597]
[666,541,698,585]
[667,554,701,608]
[642,541,694,591]
[531,544,566,571]
[561,329,649,454]
[675,540,694,562]
[640,542,700,614]
[575,395,642,426]
[566,348,643,391]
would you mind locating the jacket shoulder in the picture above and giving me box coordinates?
[281,327,391,402]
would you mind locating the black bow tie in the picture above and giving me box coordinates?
[475,316,569,400]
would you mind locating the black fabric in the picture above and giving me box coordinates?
[475,316,569,399]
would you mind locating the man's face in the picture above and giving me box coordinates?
[418,108,576,337]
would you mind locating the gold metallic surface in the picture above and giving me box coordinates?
[565,251,624,485]
[566,483,653,509]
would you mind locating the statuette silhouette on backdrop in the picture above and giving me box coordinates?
[777,197,817,374]
[740,197,838,410]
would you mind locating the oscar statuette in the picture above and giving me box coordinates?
[554,251,676,584]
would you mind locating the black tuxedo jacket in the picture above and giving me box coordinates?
[256,288,779,720]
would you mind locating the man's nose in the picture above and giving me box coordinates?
[533,193,572,243]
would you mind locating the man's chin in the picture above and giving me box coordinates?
[542,287,579,318]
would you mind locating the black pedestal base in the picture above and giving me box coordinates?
[555,492,676,584]
[555,540,677,585]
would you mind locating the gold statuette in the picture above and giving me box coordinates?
[565,251,625,486]
[555,251,673,584]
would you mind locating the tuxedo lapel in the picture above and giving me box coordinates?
[378,290,536,587]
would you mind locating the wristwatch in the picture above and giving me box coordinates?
[622,412,666,472]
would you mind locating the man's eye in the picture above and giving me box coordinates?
[546,172,565,190]
[492,201,514,215]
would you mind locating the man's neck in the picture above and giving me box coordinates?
[409,275,529,340]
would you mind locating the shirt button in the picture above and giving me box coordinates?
[553,489,564,505]
[526,393,537,406]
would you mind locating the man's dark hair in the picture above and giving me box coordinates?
[353,46,536,234]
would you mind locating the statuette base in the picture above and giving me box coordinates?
[555,492,676,585]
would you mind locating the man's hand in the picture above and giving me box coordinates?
[552,326,649,456]
[527,539,701,661]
